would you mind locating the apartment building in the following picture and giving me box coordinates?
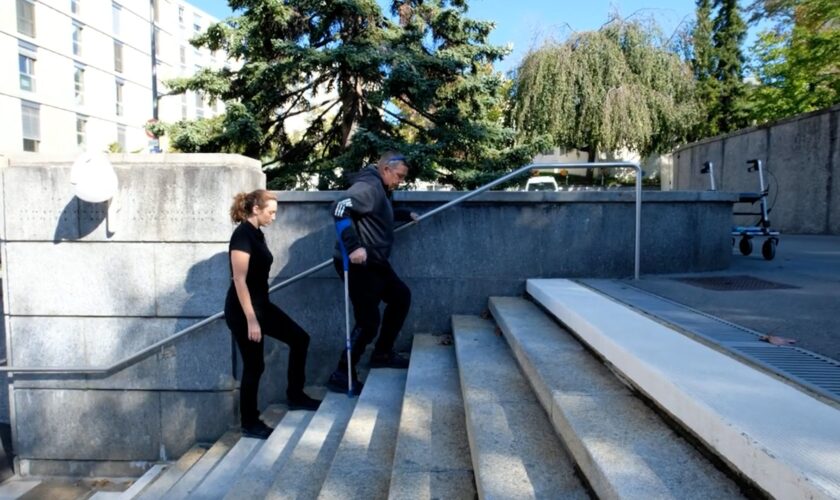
[0,0,230,154]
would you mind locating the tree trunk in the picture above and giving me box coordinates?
[586,148,596,182]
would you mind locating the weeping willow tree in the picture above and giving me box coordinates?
[510,17,700,169]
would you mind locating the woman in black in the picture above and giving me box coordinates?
[225,189,320,439]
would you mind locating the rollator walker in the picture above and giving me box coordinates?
[701,158,780,260]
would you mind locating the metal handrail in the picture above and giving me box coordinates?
[0,161,642,374]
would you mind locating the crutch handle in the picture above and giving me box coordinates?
[335,219,352,271]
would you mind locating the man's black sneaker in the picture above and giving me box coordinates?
[369,350,410,369]
[241,420,273,439]
[287,392,322,411]
[326,370,363,396]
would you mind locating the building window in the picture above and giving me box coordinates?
[115,80,124,116]
[193,13,201,34]
[72,23,83,56]
[71,0,80,15]
[17,0,36,37]
[181,93,187,119]
[195,91,204,118]
[117,125,126,151]
[76,115,87,148]
[113,41,123,72]
[74,66,85,105]
[112,3,120,36]
[19,54,36,92]
[21,101,40,152]
[178,6,184,26]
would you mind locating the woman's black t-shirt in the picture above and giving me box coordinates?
[226,221,273,309]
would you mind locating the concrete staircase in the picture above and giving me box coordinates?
[4,278,840,499]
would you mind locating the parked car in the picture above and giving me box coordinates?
[525,176,558,192]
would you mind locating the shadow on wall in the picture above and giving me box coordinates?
[52,198,112,242]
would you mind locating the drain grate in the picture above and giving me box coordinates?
[675,275,799,291]
[729,343,840,399]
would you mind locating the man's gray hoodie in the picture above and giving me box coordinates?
[332,165,412,265]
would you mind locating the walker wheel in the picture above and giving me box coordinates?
[762,238,777,261]
[739,237,753,256]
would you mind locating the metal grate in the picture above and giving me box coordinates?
[675,275,799,291]
[730,343,840,398]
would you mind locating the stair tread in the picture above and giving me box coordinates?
[0,478,40,499]
[187,436,263,499]
[528,278,840,500]
[223,410,314,500]
[317,369,407,500]
[136,445,207,500]
[161,430,240,499]
[387,335,475,500]
[120,463,166,499]
[452,315,587,500]
[265,392,356,500]
[490,296,743,500]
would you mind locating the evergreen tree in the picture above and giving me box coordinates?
[161,0,537,189]
[712,0,749,133]
[510,17,699,165]
[690,0,720,137]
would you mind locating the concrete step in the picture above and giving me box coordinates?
[388,335,475,500]
[136,445,208,500]
[161,430,240,500]
[223,410,314,500]
[0,478,39,499]
[121,464,167,499]
[187,436,263,499]
[318,369,407,500]
[265,392,357,500]
[451,315,587,499]
[529,278,840,500]
[489,296,743,500]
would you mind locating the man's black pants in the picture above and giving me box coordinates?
[333,258,411,372]
[225,296,310,425]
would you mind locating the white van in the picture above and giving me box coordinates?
[525,176,558,192]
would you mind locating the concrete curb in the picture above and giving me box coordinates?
[529,279,840,500]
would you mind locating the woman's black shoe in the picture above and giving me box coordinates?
[241,420,273,439]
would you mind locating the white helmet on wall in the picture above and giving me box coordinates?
[70,152,119,203]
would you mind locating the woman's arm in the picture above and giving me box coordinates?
[231,249,261,342]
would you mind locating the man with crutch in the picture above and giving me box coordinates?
[328,152,416,395]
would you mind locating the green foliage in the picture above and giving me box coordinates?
[686,0,749,138]
[747,0,840,123]
[712,0,750,133]
[510,17,699,159]
[161,0,539,189]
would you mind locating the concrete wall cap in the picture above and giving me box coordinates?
[273,190,739,204]
[3,154,262,170]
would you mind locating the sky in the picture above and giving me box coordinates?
[187,0,706,73]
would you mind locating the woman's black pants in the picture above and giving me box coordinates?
[225,298,310,425]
